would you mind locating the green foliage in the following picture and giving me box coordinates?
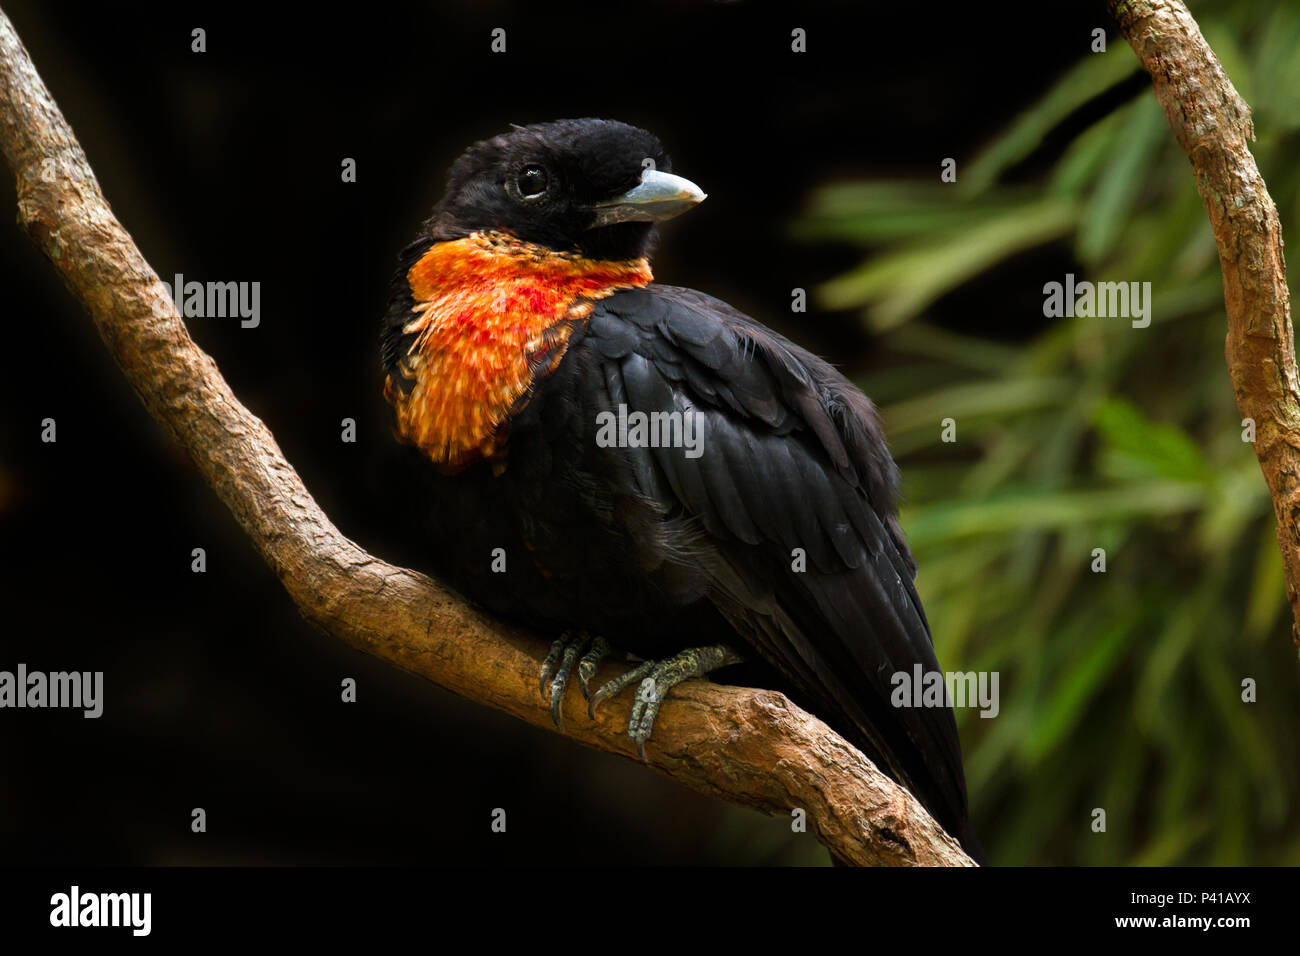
[795,0,1300,865]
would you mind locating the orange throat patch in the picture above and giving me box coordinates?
[385,231,652,470]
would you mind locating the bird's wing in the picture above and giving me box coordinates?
[577,283,969,834]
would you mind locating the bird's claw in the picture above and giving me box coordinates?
[540,632,610,732]
[542,637,742,756]
[586,660,653,721]
[577,635,611,700]
[590,644,743,761]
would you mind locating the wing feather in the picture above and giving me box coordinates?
[579,284,969,836]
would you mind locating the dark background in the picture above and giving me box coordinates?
[0,0,1107,864]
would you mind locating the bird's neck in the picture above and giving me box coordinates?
[386,231,651,470]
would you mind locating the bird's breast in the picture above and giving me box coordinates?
[384,231,651,471]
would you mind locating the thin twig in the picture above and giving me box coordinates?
[1109,0,1300,651]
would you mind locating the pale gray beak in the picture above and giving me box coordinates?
[588,169,706,227]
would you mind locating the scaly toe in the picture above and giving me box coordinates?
[547,634,589,732]
[621,645,743,758]
[577,636,611,700]
[538,637,567,699]
[588,660,654,720]
[628,675,664,762]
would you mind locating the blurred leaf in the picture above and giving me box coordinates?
[816,197,1077,330]
[1131,816,1212,866]
[888,321,1022,376]
[962,50,1142,193]
[794,183,1032,244]
[1048,107,1124,197]
[1076,97,1168,265]
[903,482,1207,546]
[1250,5,1300,128]
[1244,523,1287,641]
[1021,611,1137,764]
[1092,396,1210,482]
[793,0,1300,866]
[883,377,1071,435]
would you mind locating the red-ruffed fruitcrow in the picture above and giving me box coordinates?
[380,118,980,859]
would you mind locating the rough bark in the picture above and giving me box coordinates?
[0,9,974,866]
[1109,0,1300,650]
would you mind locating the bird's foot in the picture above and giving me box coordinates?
[588,644,744,760]
[538,632,611,732]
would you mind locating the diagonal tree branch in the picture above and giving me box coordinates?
[1108,0,1300,651]
[0,9,973,866]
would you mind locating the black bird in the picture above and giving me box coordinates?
[380,118,979,858]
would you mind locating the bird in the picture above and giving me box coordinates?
[379,118,980,859]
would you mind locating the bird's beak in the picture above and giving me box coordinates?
[588,170,706,227]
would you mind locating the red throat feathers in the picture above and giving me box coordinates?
[385,231,652,470]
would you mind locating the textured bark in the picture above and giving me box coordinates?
[1109,0,1300,650]
[0,9,973,866]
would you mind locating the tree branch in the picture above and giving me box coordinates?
[1108,0,1300,651]
[0,10,973,866]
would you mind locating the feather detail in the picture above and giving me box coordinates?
[386,231,651,470]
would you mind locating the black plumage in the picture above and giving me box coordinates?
[381,119,978,857]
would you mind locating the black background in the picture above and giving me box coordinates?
[0,0,1110,865]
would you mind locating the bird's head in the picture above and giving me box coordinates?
[384,119,704,468]
[423,118,706,261]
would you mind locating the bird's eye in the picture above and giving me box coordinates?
[516,164,549,199]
